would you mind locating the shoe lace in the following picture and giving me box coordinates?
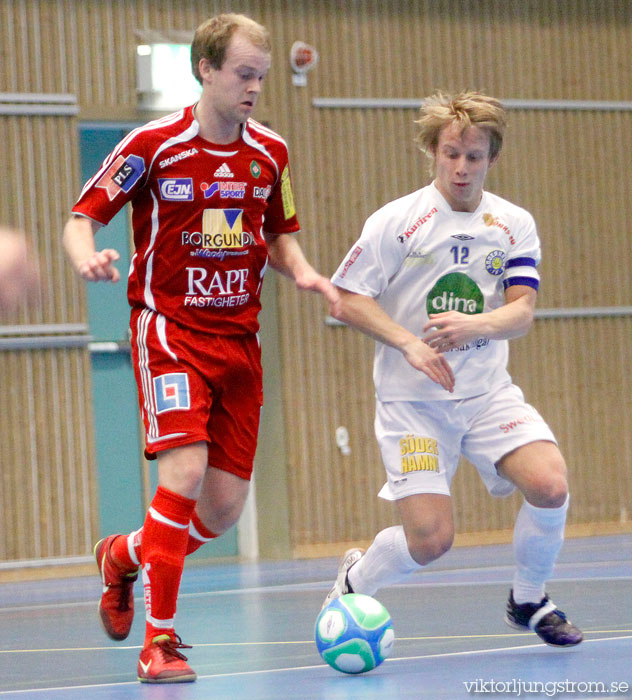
[156,634,193,662]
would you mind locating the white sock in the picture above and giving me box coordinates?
[512,495,569,604]
[348,525,421,596]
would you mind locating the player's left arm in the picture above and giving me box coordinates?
[263,230,340,306]
[423,285,537,351]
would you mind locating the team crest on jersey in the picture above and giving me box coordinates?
[250,160,262,178]
[153,373,190,413]
[485,250,506,276]
[96,154,145,201]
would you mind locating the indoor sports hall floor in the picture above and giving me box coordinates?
[1,533,630,699]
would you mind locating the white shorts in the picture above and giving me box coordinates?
[375,382,557,501]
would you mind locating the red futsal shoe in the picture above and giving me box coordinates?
[137,634,197,683]
[94,534,138,641]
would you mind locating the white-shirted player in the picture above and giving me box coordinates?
[324,91,582,647]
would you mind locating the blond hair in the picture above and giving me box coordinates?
[415,91,507,166]
[191,13,271,84]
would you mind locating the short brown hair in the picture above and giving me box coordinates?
[415,91,507,164]
[191,13,271,84]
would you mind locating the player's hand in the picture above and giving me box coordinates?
[77,249,121,283]
[295,269,341,307]
[401,338,455,393]
[423,312,480,352]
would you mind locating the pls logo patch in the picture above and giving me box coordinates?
[96,154,145,201]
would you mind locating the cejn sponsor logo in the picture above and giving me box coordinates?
[158,178,193,201]
[159,147,198,169]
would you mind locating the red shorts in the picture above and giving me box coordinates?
[130,307,263,480]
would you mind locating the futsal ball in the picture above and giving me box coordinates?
[315,593,394,674]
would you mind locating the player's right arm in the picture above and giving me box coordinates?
[63,214,121,283]
[330,287,455,393]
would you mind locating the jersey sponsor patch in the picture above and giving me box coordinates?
[399,434,439,474]
[201,209,245,248]
[426,272,484,315]
[253,185,272,200]
[339,246,363,278]
[158,178,193,201]
[153,373,190,413]
[201,181,247,199]
[159,147,198,169]
[483,212,515,245]
[96,154,145,201]
[398,207,438,243]
[280,165,296,220]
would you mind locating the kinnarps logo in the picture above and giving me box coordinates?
[158,178,193,201]
[426,273,484,315]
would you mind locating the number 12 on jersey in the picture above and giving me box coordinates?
[450,245,469,264]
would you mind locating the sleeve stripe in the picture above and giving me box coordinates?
[503,276,540,291]
[506,256,537,269]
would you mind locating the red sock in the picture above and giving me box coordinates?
[110,529,142,571]
[141,486,196,647]
[186,511,217,555]
[110,512,217,570]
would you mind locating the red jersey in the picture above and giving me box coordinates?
[73,105,300,335]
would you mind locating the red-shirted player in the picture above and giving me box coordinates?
[63,13,339,684]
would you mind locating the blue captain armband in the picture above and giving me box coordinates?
[503,276,539,291]
[503,257,539,291]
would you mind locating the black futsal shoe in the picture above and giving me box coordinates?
[505,589,583,647]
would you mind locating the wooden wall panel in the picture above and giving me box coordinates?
[1,0,631,564]
[0,347,95,560]
[0,107,96,564]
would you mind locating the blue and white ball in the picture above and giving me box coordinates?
[315,593,394,674]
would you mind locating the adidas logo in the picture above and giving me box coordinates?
[213,162,234,178]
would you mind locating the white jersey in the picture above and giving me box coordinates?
[332,182,541,401]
